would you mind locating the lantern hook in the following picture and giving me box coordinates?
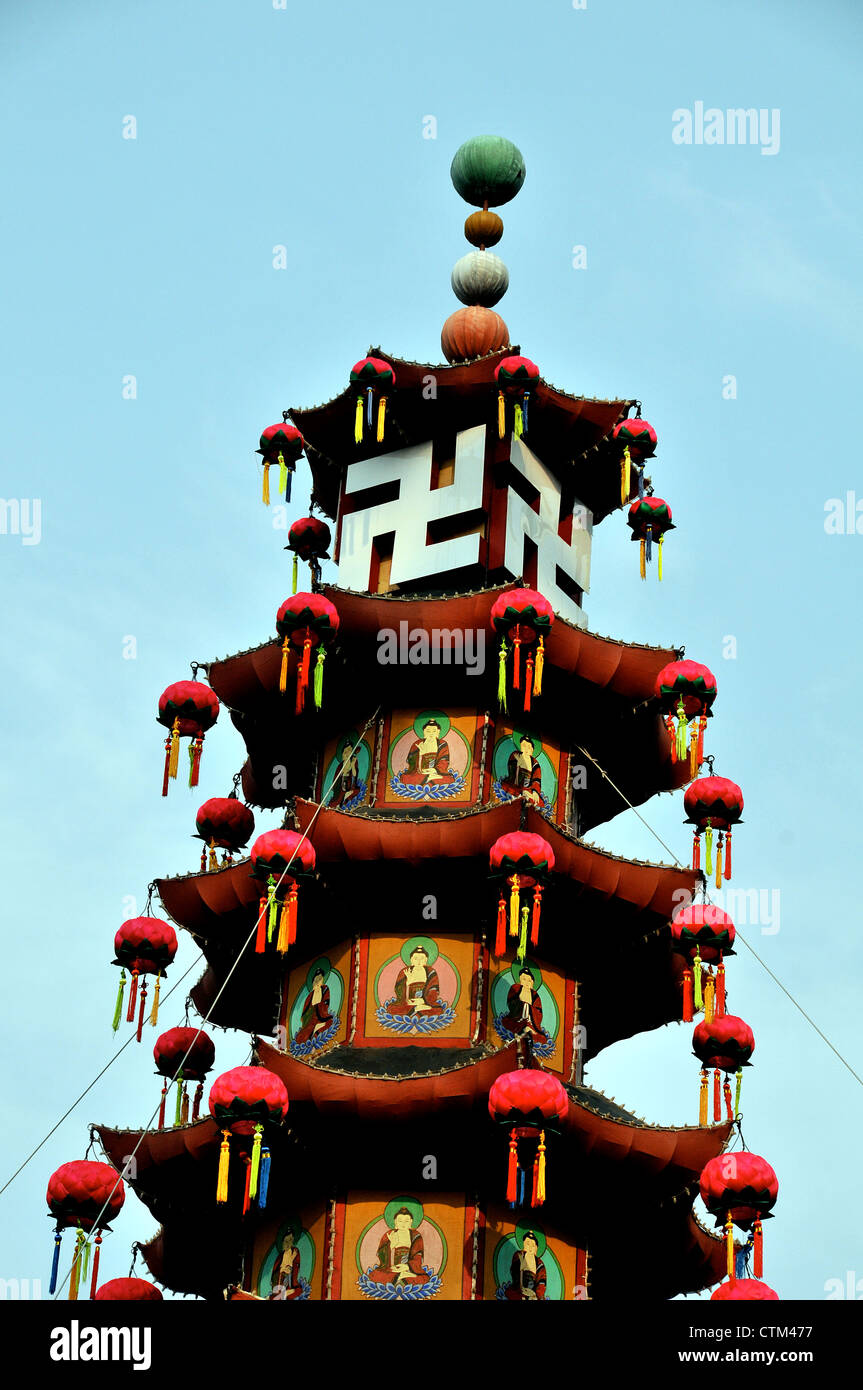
[189,660,210,678]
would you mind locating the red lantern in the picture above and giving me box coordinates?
[195,795,255,872]
[612,416,657,505]
[275,592,340,714]
[95,1278,163,1301]
[112,917,177,1041]
[490,588,554,714]
[685,775,744,886]
[711,1278,779,1301]
[627,496,674,579]
[671,904,735,1023]
[157,680,219,797]
[208,1066,289,1212]
[494,355,540,439]
[693,1014,754,1125]
[488,1069,568,1208]
[286,517,331,594]
[489,831,555,961]
[350,357,396,444]
[46,1160,125,1300]
[700,1153,778,1281]
[154,1026,216,1129]
[250,829,316,956]
[655,660,717,776]
[258,414,304,505]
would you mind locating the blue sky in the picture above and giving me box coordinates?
[1,0,861,1301]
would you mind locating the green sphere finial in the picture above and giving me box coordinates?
[450,135,526,208]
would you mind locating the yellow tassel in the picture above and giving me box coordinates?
[725,1214,735,1278]
[704,825,713,876]
[249,1124,263,1200]
[509,876,520,938]
[216,1129,231,1203]
[621,444,631,505]
[262,461,270,506]
[149,972,161,1026]
[498,390,505,438]
[208,839,218,871]
[533,635,544,696]
[276,897,290,953]
[354,396,363,444]
[703,974,715,1023]
[279,637,290,694]
[689,726,699,779]
[536,1130,546,1204]
[376,395,386,443]
[639,538,646,580]
[518,904,528,962]
[698,1070,708,1125]
[168,718,180,780]
[657,534,664,581]
[715,844,723,890]
[277,450,287,495]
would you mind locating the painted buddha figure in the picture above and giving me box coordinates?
[401,718,454,785]
[504,966,544,1042]
[502,734,543,804]
[387,945,444,1017]
[295,968,333,1044]
[369,1208,429,1286]
[269,1231,303,1300]
[506,1231,547,1301]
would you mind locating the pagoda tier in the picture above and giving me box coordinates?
[156,798,700,1058]
[290,348,636,526]
[94,1057,731,1300]
[206,585,688,834]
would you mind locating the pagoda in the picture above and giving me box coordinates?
[84,135,769,1302]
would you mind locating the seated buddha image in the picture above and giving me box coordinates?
[400,717,454,786]
[387,945,445,1017]
[506,1230,547,1301]
[504,966,545,1043]
[333,741,361,807]
[368,1208,430,1287]
[500,734,543,805]
[295,968,333,1045]
[269,1229,303,1300]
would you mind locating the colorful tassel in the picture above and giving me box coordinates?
[296,636,312,715]
[753,1220,763,1278]
[216,1128,231,1203]
[534,1130,546,1206]
[313,646,325,708]
[734,1067,743,1118]
[158,1080,168,1129]
[249,1123,263,1201]
[188,736,203,788]
[508,877,520,938]
[665,714,677,762]
[692,830,701,872]
[256,890,268,954]
[291,554,298,595]
[715,957,726,1017]
[698,1069,708,1125]
[89,1232,101,1300]
[713,1068,721,1122]
[506,1133,518,1205]
[200,846,207,873]
[69,1227,85,1301]
[168,718,180,780]
[522,392,530,434]
[279,637,290,694]
[495,891,506,957]
[533,635,544,696]
[354,396,363,444]
[242,1156,252,1216]
[682,968,693,1022]
[497,640,508,712]
[689,725,699,779]
[675,700,688,761]
[149,972,161,1027]
[276,895,290,954]
[287,882,298,946]
[366,386,374,431]
[277,451,287,497]
[530,884,542,947]
[704,824,713,876]
[725,1214,735,1279]
[692,950,703,1011]
[126,970,139,1024]
[112,970,127,1033]
[192,1081,203,1121]
[715,834,724,889]
[723,1077,733,1122]
[376,395,386,443]
[523,654,533,712]
[639,537,646,580]
[136,979,148,1043]
[724,830,732,880]
[258,1146,271,1208]
[513,402,524,438]
[703,972,715,1024]
[174,1073,184,1126]
[262,461,270,506]
[697,715,707,764]
[267,875,279,943]
[512,635,521,690]
[621,444,631,506]
[517,904,529,963]
[657,534,664,581]
[49,1227,62,1295]
[180,1087,189,1123]
[497,390,505,439]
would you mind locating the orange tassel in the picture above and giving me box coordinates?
[523,654,533,712]
[639,537,646,580]
[296,636,312,715]
[530,885,542,947]
[533,635,544,696]
[276,896,290,954]
[725,830,732,880]
[682,968,693,1022]
[715,957,726,1017]
[512,636,521,690]
[287,882,298,945]
[698,1069,708,1125]
[242,1156,252,1216]
[697,714,707,763]
[753,1220,763,1278]
[495,891,506,957]
[723,1077,733,1121]
[713,1068,721,1122]
[279,637,290,694]
[665,715,677,762]
[255,895,268,953]
[726,1215,735,1278]
[692,831,700,872]
[89,1232,102,1300]
[506,1133,518,1204]
[715,834,723,889]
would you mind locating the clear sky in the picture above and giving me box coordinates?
[1,0,861,1302]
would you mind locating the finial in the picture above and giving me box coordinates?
[442,135,526,363]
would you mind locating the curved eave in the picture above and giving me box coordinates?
[288,347,633,522]
[208,584,681,710]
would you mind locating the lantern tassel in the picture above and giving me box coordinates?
[508,876,520,938]
[111,969,127,1033]
[242,1156,252,1216]
[639,537,646,580]
[713,1068,721,1122]
[513,402,524,439]
[506,1133,518,1205]
[296,636,312,715]
[279,637,290,694]
[533,635,544,696]
[276,895,290,954]
[697,714,707,764]
[716,957,726,1017]
[497,390,505,439]
[126,970,139,1024]
[287,882,298,946]
[657,534,664,581]
[313,646,325,709]
[692,830,700,872]
[692,950,703,1011]
[188,736,203,788]
[376,394,387,443]
[621,444,631,506]
[136,979,148,1043]
[715,833,724,889]
[291,555,298,595]
[89,1233,101,1300]
[497,640,508,712]
[158,1080,168,1129]
[262,461,270,506]
[530,884,542,947]
[168,718,180,781]
[703,972,715,1024]
[216,1129,231,1203]
[698,1069,708,1125]
[704,824,713,876]
[512,635,521,690]
[161,736,173,797]
[354,396,363,444]
[208,840,218,872]
[69,1227,84,1301]
[517,903,529,964]
[723,1076,733,1121]
[725,1214,735,1279]
[533,1132,546,1206]
[753,1220,763,1278]
[149,972,161,1027]
[689,725,699,779]
[734,1067,743,1118]
[366,386,374,430]
[258,1146,271,1208]
[181,1086,189,1124]
[665,715,677,762]
[522,391,530,434]
[676,700,688,761]
[192,1082,203,1121]
[174,1073,184,1126]
[49,1227,62,1296]
[249,1123,263,1201]
[724,830,732,880]
[523,654,533,712]
[277,450,287,497]
[267,875,278,943]
[682,968,693,1022]
[256,892,268,953]
[495,890,506,957]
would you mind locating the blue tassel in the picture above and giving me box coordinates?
[645,530,652,564]
[637,465,645,498]
[366,387,374,429]
[257,1147,271,1209]
[311,560,321,585]
[518,1167,526,1206]
[522,391,529,433]
[49,1228,62,1295]
[285,465,293,502]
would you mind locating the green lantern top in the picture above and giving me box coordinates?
[450,135,526,208]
